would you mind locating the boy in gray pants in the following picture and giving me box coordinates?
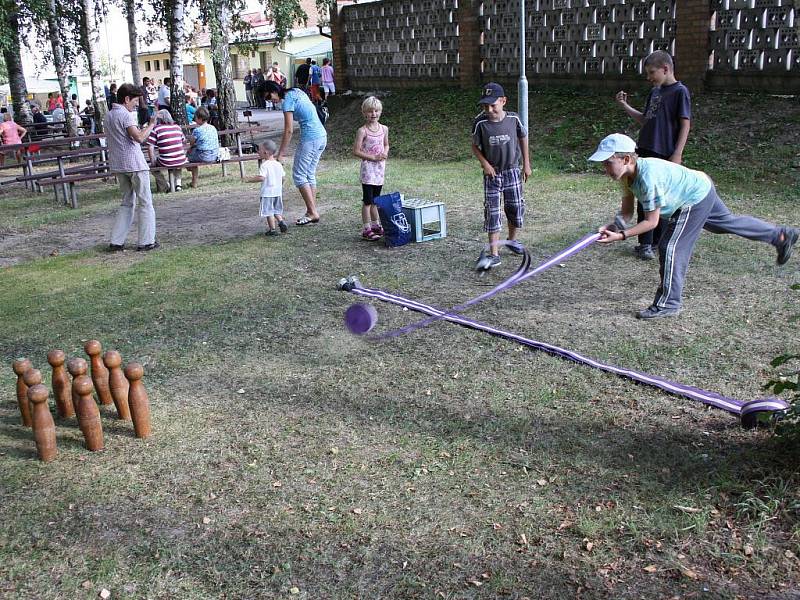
[589,133,798,319]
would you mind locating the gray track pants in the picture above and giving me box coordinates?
[654,186,782,310]
[110,171,156,247]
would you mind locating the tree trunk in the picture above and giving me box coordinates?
[3,10,31,126]
[80,0,108,133]
[209,0,238,145]
[47,0,77,137]
[168,0,187,126]
[125,0,141,86]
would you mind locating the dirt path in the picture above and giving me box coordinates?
[0,124,336,268]
[0,189,273,267]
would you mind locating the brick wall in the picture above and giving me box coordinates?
[331,0,800,92]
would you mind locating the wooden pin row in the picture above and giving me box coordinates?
[11,340,151,462]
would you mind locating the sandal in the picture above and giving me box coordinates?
[296,215,320,226]
[361,227,381,241]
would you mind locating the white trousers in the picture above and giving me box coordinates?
[110,171,156,246]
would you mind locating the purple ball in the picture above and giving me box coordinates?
[344,303,378,335]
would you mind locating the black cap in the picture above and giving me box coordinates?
[478,82,505,104]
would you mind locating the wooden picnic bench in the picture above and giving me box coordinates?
[0,134,107,189]
[38,172,115,209]
[42,153,264,206]
[7,123,276,204]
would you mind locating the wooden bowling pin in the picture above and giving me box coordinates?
[12,358,33,427]
[72,375,104,451]
[124,363,151,438]
[102,350,130,421]
[47,350,75,418]
[66,358,89,417]
[85,340,113,406]
[22,368,43,424]
[28,384,57,462]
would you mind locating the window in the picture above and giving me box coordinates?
[153,59,160,71]
[145,60,151,71]
[164,58,170,70]
[233,55,250,79]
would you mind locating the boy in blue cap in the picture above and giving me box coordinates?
[471,82,532,270]
[589,133,798,319]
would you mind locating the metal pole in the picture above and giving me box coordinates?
[518,0,529,131]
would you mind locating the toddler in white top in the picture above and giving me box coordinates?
[247,140,287,236]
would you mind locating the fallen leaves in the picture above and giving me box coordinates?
[466,573,491,587]
[674,505,702,514]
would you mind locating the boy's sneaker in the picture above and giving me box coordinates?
[108,244,125,252]
[278,221,288,233]
[636,244,656,260]
[776,227,799,265]
[506,239,525,255]
[475,250,501,271]
[635,305,682,320]
[265,229,279,236]
[361,227,380,241]
[371,224,384,237]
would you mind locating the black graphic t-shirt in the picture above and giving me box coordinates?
[472,111,528,172]
[638,81,692,158]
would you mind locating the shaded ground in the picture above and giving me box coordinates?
[1,89,799,599]
[0,124,300,268]
[0,182,330,266]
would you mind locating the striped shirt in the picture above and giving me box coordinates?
[147,123,187,167]
[104,103,149,173]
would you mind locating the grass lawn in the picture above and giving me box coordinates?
[1,88,799,599]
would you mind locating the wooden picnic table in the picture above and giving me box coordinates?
[4,123,274,195]
[0,134,106,190]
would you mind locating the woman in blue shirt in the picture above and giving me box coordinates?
[264,81,327,225]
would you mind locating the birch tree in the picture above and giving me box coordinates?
[168,0,187,125]
[80,0,108,133]
[204,0,238,143]
[0,3,31,125]
[124,0,141,86]
[46,0,77,136]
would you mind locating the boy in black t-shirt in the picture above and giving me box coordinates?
[616,51,691,260]
[471,82,532,270]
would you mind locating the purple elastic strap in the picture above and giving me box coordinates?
[376,233,600,340]
[341,233,787,427]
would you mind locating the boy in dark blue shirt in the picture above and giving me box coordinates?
[616,51,691,260]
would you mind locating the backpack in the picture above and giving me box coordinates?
[316,102,329,126]
[374,192,412,247]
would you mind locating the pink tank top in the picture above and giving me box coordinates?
[0,121,22,145]
[359,125,386,186]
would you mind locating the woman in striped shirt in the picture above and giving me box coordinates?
[147,110,187,192]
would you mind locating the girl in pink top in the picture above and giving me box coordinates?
[0,113,27,166]
[352,96,389,241]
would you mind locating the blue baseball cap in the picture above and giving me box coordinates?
[478,82,505,104]
[587,133,637,162]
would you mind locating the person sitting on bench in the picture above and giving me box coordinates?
[186,106,219,188]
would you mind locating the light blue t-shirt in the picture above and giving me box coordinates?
[192,123,219,152]
[628,157,712,219]
[185,103,196,122]
[281,89,326,143]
